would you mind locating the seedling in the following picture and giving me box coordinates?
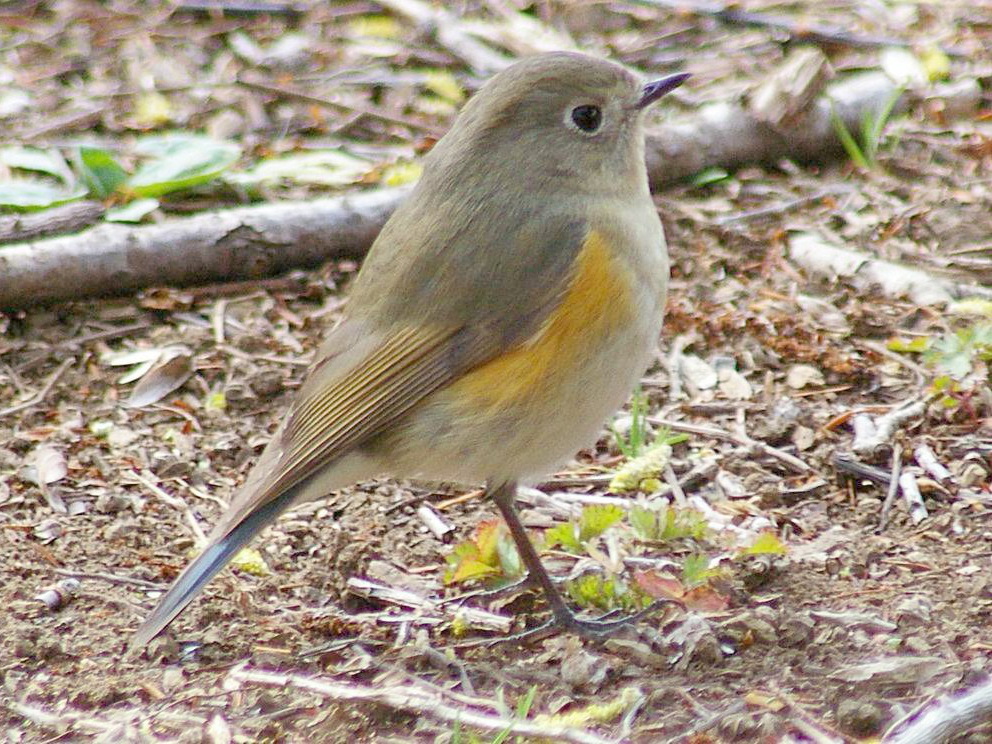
[830,86,904,170]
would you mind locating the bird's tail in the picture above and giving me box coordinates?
[131,487,297,648]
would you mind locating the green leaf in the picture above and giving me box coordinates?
[887,336,930,353]
[106,198,159,223]
[0,146,73,182]
[516,685,538,719]
[77,146,127,199]
[831,112,868,169]
[681,554,715,588]
[741,532,787,556]
[611,387,648,458]
[948,298,992,318]
[228,150,371,188]
[544,522,581,553]
[689,167,730,187]
[608,442,671,493]
[0,180,87,211]
[494,530,522,578]
[381,161,422,186]
[566,573,640,612]
[449,559,500,583]
[628,506,658,540]
[423,69,466,104]
[628,505,709,541]
[925,326,985,379]
[930,374,954,392]
[129,135,239,197]
[578,503,624,542]
[349,14,402,39]
[861,86,903,165]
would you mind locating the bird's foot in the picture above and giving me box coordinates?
[496,598,673,644]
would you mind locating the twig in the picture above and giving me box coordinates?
[228,665,617,744]
[346,577,512,633]
[175,0,306,17]
[851,397,931,456]
[665,333,693,402]
[0,187,410,309]
[216,343,311,367]
[6,699,164,738]
[0,357,74,418]
[635,0,963,55]
[768,682,851,744]
[851,413,879,452]
[650,417,813,473]
[211,298,227,346]
[674,691,746,740]
[878,444,903,532]
[52,569,162,590]
[236,74,443,135]
[125,470,207,545]
[541,473,614,488]
[663,463,687,507]
[715,187,854,225]
[791,233,992,306]
[899,471,928,525]
[886,679,992,744]
[833,453,892,487]
[416,503,455,542]
[914,444,953,485]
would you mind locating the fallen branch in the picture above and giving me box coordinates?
[0,200,105,245]
[0,187,406,310]
[0,69,980,310]
[646,72,979,191]
[789,233,992,307]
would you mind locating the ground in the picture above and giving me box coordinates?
[2,2,992,742]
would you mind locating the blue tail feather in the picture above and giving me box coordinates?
[132,486,297,647]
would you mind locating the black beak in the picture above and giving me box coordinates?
[637,72,690,109]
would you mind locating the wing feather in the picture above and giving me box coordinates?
[134,204,593,645]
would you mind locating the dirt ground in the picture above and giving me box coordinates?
[3,2,992,742]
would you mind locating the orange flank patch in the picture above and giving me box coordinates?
[450,230,635,410]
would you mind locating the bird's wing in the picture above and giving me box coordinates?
[133,211,592,646]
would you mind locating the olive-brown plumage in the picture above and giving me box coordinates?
[133,52,687,646]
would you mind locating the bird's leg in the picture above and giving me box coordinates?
[488,480,669,638]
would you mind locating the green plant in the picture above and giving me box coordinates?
[628,504,709,542]
[680,553,721,588]
[830,86,904,170]
[543,503,624,554]
[0,136,240,218]
[610,387,649,458]
[923,322,992,412]
[925,322,992,379]
[566,572,645,612]
[450,685,538,744]
[444,520,522,585]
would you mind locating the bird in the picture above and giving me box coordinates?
[133,51,687,646]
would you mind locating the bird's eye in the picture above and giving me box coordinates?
[570,105,602,133]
